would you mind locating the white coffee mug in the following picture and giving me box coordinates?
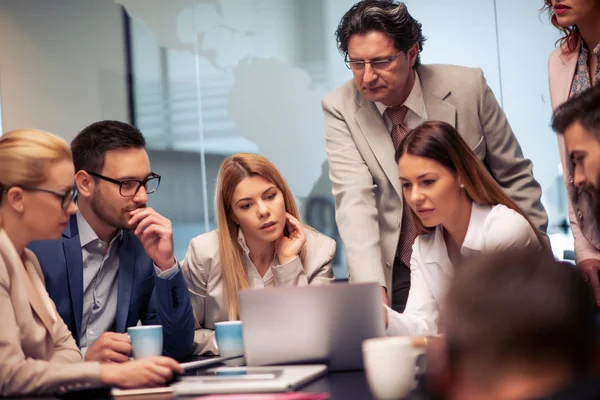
[128,325,163,359]
[362,336,419,400]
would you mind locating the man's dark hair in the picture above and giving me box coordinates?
[335,0,426,68]
[444,248,596,382]
[552,84,600,139]
[71,120,146,173]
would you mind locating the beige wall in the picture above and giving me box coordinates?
[0,0,128,141]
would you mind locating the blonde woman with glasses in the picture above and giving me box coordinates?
[182,153,336,355]
[0,129,182,396]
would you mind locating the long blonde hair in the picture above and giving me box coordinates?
[0,129,72,225]
[216,153,302,320]
[395,121,546,249]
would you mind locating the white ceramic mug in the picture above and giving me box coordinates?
[128,325,163,359]
[362,336,419,400]
[214,321,244,358]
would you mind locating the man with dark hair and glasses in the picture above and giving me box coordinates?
[322,0,547,313]
[29,120,195,362]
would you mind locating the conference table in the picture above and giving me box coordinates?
[18,358,428,400]
[176,370,427,400]
[173,355,429,400]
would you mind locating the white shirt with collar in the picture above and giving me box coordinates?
[386,202,539,337]
[375,72,428,131]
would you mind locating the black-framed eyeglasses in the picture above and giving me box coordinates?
[19,185,77,209]
[86,171,161,197]
[344,50,404,71]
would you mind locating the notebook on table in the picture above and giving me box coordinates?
[196,393,330,400]
[171,365,327,395]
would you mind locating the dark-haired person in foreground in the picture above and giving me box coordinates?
[428,249,600,400]
[552,85,600,305]
[322,0,547,313]
[29,121,195,362]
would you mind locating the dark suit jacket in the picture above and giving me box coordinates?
[28,215,195,360]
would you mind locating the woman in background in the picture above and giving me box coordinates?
[182,153,335,355]
[0,129,182,396]
[544,0,600,301]
[385,121,544,336]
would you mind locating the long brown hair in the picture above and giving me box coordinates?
[541,0,580,54]
[395,121,546,248]
[216,153,302,320]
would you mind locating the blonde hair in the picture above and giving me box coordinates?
[396,121,546,249]
[216,153,303,320]
[0,129,72,188]
[0,129,72,226]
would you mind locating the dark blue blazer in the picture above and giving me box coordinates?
[28,215,195,360]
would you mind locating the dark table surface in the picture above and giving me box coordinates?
[175,356,429,400]
[15,357,429,400]
[178,369,427,400]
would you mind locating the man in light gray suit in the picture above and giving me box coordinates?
[323,0,547,312]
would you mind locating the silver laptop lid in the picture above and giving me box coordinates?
[239,282,384,371]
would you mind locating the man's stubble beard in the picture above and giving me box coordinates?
[90,189,146,231]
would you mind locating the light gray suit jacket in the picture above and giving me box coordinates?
[322,64,547,301]
[0,230,100,396]
[181,227,336,355]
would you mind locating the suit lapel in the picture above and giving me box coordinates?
[0,231,57,339]
[116,233,134,332]
[63,216,84,341]
[21,257,56,340]
[558,47,578,104]
[423,92,456,128]
[355,98,403,198]
[418,66,457,127]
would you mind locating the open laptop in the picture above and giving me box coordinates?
[239,282,384,371]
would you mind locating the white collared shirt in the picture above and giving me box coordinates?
[386,202,539,337]
[375,72,428,131]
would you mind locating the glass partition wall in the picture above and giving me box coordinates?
[0,0,568,276]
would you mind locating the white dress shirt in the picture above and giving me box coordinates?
[386,202,539,337]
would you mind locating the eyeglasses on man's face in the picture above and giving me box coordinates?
[18,185,78,209]
[345,50,404,72]
[86,171,161,197]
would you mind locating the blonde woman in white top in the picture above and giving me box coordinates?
[182,153,336,355]
[386,121,545,337]
[0,129,182,396]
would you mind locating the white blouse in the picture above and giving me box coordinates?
[386,202,539,337]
